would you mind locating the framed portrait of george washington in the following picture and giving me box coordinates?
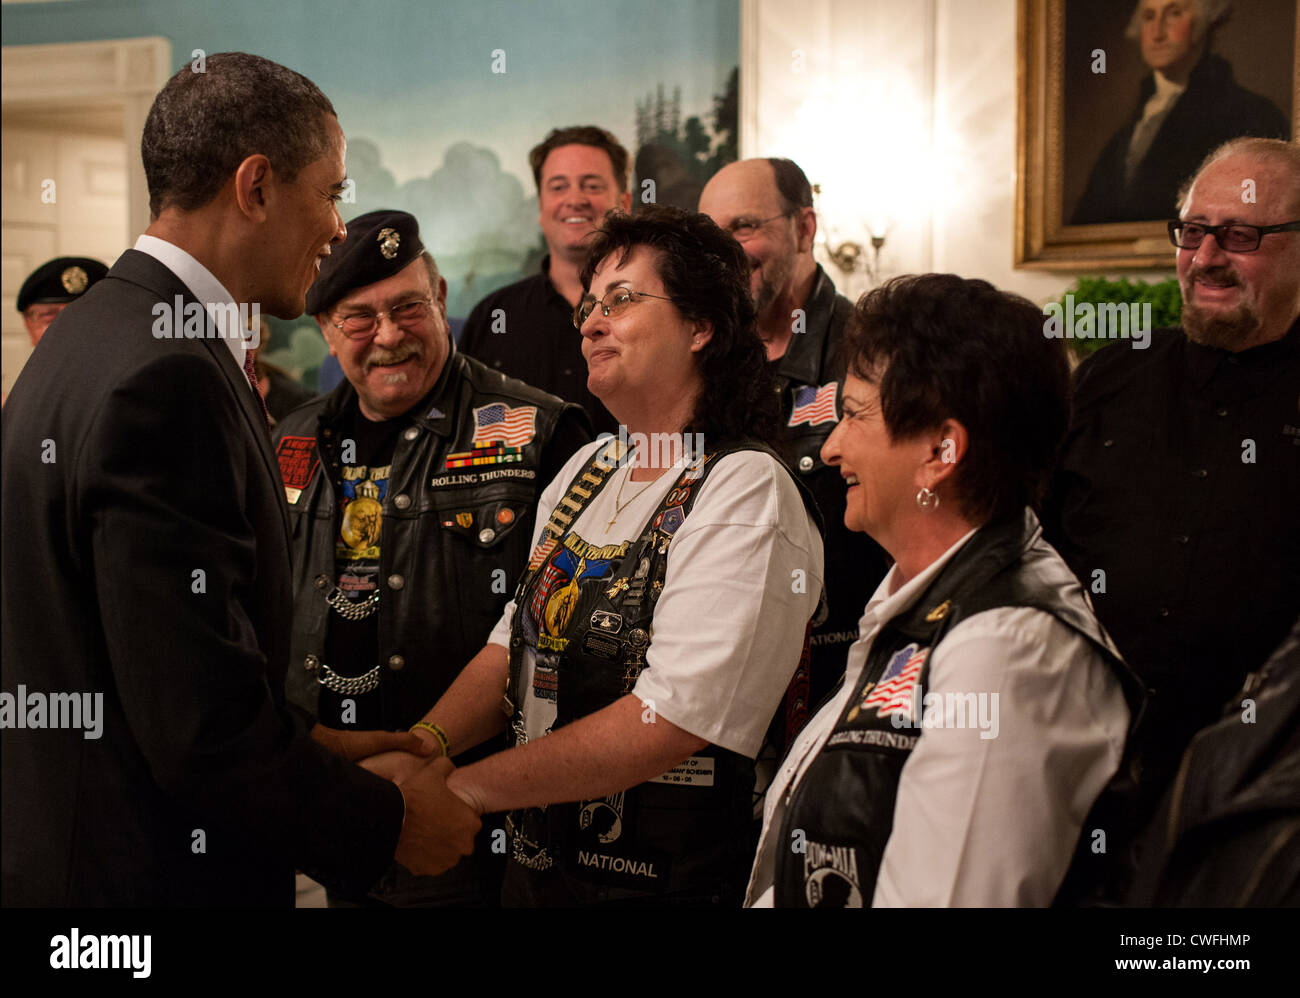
[1015,0,1298,270]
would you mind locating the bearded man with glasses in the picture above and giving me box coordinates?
[699,157,890,751]
[273,210,591,907]
[1045,137,1300,900]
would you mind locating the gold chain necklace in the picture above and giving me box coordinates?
[606,466,658,530]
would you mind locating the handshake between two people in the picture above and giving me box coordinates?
[311,724,483,879]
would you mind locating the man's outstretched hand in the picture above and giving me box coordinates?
[360,748,435,785]
[393,756,481,876]
[311,723,434,763]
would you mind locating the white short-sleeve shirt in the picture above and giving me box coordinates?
[489,438,824,759]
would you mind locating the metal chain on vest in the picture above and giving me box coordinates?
[324,585,380,620]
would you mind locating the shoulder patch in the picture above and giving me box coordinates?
[472,402,537,448]
[275,435,320,493]
[789,383,839,426]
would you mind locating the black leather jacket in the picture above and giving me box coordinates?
[772,265,891,730]
[273,342,591,729]
[1127,617,1300,906]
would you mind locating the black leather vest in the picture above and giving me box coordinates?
[505,438,815,903]
[275,348,583,729]
[775,511,1140,907]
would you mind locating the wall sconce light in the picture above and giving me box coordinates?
[814,182,888,286]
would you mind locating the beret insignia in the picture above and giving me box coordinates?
[61,266,89,294]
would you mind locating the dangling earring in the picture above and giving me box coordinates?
[916,486,939,511]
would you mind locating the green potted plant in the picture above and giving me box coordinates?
[1050,276,1182,359]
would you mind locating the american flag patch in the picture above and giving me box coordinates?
[472,403,537,448]
[788,383,838,426]
[527,536,558,571]
[861,643,928,720]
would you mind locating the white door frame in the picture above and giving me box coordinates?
[2,36,173,239]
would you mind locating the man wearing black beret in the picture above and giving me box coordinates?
[275,209,592,906]
[15,256,108,347]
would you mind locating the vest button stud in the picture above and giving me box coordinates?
[388,655,405,671]
[798,455,814,472]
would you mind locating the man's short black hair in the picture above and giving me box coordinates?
[841,273,1071,524]
[766,157,814,212]
[529,126,630,194]
[142,52,337,217]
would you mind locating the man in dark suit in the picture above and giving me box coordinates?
[0,52,479,906]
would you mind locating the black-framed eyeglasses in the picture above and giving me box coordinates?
[725,211,794,241]
[1167,219,1300,253]
[330,297,434,339]
[573,288,678,330]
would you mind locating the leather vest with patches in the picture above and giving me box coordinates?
[775,512,1138,908]
[505,439,814,902]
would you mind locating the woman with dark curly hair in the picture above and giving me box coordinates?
[745,273,1138,907]
[369,204,823,906]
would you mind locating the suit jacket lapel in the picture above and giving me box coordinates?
[106,250,293,545]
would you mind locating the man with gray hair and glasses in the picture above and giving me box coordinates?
[275,209,589,906]
[1047,138,1300,895]
[699,158,889,752]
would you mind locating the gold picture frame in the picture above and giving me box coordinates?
[1015,0,1299,270]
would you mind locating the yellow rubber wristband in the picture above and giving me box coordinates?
[410,721,449,757]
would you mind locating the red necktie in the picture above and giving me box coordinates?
[242,348,270,426]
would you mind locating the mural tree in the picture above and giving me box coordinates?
[633,66,738,211]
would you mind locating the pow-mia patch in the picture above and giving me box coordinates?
[571,792,671,888]
[803,838,864,908]
[276,435,319,502]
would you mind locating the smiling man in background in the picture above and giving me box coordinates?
[459,125,630,435]
[700,157,890,746]
[1047,138,1300,880]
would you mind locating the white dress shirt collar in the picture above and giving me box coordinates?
[847,525,980,686]
[133,234,248,368]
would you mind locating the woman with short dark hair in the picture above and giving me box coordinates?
[371,205,823,906]
[746,273,1136,907]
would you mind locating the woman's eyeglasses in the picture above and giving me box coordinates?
[573,288,678,329]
